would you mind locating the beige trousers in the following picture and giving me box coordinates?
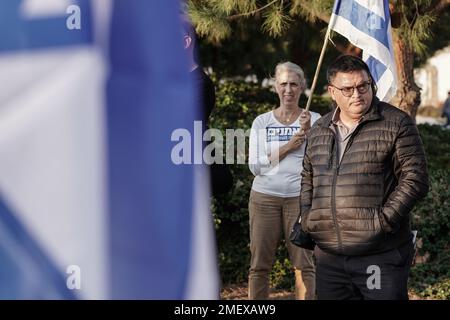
[248,190,316,300]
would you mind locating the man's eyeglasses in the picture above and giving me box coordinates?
[329,81,372,97]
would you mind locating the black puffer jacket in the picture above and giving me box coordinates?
[300,99,429,256]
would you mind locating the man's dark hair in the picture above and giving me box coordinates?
[327,55,377,95]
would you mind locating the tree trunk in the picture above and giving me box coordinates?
[390,33,421,119]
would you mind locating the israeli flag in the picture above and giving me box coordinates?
[330,0,397,102]
[0,0,218,299]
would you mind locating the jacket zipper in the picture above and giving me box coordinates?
[330,121,367,253]
[331,135,343,253]
[324,113,379,253]
[331,123,361,253]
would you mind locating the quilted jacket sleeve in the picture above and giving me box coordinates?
[380,114,429,233]
[300,138,314,232]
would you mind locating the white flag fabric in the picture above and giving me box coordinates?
[330,0,397,102]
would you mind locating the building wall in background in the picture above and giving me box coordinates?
[415,46,450,108]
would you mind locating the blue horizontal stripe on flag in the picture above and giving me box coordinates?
[333,0,390,50]
[0,197,76,299]
[0,0,92,52]
[365,55,388,83]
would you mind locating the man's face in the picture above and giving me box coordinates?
[328,70,373,121]
[275,70,302,107]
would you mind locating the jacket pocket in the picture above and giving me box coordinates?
[376,207,396,234]
[373,206,384,233]
[369,206,387,241]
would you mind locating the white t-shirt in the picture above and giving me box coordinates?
[248,110,321,197]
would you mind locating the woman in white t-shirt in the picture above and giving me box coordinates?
[247,62,321,300]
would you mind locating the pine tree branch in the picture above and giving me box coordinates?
[227,0,280,20]
[293,0,331,24]
[421,0,450,15]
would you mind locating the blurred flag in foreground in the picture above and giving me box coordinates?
[329,0,397,102]
[0,0,218,299]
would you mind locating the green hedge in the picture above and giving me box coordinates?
[409,125,450,299]
[210,79,450,299]
[210,79,330,286]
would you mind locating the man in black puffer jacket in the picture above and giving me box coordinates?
[300,55,429,300]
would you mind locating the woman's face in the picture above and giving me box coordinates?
[275,70,303,108]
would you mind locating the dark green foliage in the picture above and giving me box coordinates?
[417,124,450,172]
[210,79,330,286]
[414,8,450,67]
[210,79,273,285]
[198,17,337,92]
[409,125,450,299]
[411,170,450,259]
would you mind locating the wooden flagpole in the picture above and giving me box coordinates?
[304,17,335,112]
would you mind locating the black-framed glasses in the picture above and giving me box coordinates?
[329,81,372,97]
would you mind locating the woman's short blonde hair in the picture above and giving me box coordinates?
[274,61,307,91]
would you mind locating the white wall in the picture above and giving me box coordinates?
[415,46,450,107]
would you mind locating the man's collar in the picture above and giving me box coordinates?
[363,96,381,121]
[321,97,381,128]
[331,107,340,125]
